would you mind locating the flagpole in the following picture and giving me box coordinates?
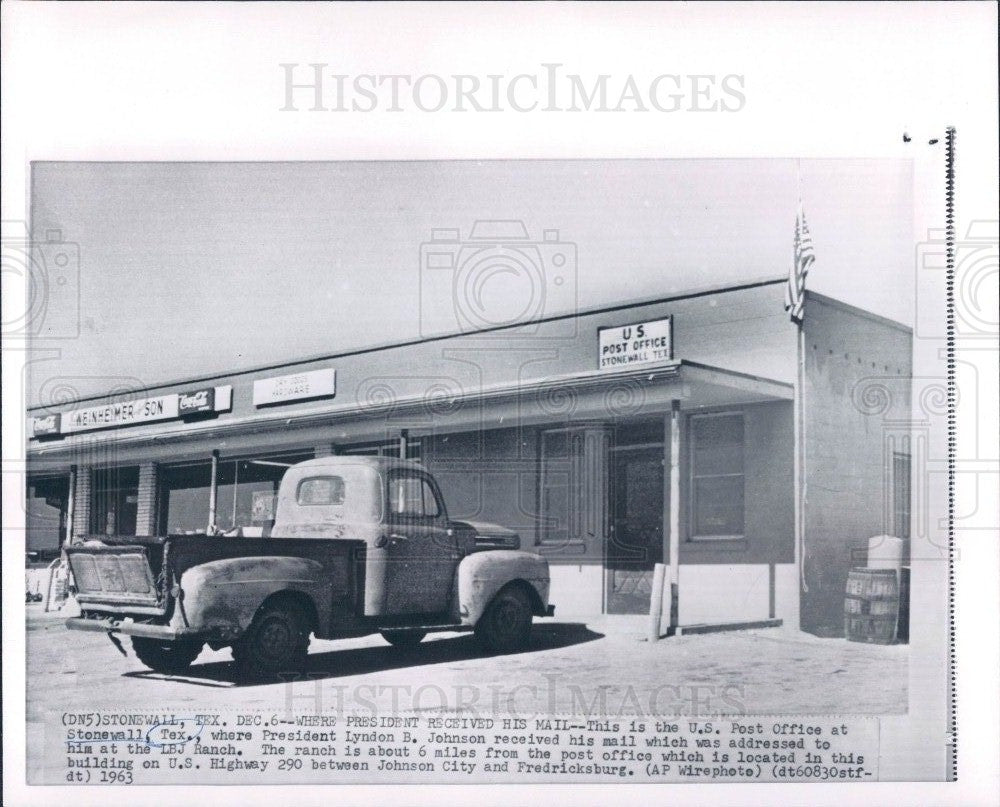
[797,311,808,595]
[791,160,809,606]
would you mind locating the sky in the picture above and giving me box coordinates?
[27,158,913,406]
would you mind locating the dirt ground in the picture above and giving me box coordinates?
[26,602,907,721]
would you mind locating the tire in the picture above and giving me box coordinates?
[474,586,534,651]
[381,630,427,647]
[131,637,203,674]
[232,601,311,678]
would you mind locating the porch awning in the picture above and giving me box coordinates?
[481,359,793,428]
[27,359,793,461]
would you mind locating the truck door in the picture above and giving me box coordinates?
[383,470,457,615]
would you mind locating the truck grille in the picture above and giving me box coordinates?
[69,548,160,607]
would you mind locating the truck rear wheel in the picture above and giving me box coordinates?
[475,585,533,651]
[232,601,310,678]
[131,637,203,674]
[381,630,426,647]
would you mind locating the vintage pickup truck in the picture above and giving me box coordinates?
[65,457,553,676]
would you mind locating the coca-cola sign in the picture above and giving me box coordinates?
[30,413,61,437]
[179,387,216,414]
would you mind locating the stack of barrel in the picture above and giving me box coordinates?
[844,536,908,644]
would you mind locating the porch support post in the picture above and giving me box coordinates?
[399,429,409,459]
[207,449,219,535]
[65,465,77,547]
[668,400,682,629]
[72,466,92,539]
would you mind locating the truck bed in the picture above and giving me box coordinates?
[66,534,367,618]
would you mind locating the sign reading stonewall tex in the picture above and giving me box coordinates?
[598,316,673,371]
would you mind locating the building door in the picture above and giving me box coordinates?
[91,467,139,537]
[607,447,664,614]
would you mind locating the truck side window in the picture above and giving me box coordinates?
[388,475,440,518]
[296,476,345,506]
[422,480,441,517]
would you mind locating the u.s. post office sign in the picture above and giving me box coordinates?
[253,368,337,407]
[598,316,673,371]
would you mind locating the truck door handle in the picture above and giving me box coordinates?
[388,533,409,547]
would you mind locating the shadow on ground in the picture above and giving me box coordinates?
[122,621,603,687]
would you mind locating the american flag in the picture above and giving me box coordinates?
[784,205,815,324]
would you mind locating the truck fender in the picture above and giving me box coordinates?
[455,550,550,627]
[170,556,330,640]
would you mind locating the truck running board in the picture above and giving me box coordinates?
[380,623,474,634]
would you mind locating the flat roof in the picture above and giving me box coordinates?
[24,279,913,415]
[31,159,915,408]
[28,276,791,411]
[806,291,914,335]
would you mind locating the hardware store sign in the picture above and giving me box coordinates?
[253,368,337,406]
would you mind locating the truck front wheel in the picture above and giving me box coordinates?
[232,602,310,678]
[131,637,203,674]
[474,586,533,651]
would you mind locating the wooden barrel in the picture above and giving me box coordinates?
[844,567,899,644]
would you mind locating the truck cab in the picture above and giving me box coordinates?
[65,456,553,677]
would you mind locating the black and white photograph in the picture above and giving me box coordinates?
[3,3,997,806]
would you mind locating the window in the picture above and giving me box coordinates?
[26,474,69,557]
[297,476,345,506]
[157,462,212,534]
[539,429,584,547]
[689,413,745,540]
[342,440,421,460]
[157,451,313,534]
[388,475,440,518]
[91,466,139,536]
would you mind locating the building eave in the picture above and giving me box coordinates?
[27,359,791,462]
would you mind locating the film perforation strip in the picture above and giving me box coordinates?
[944,125,957,782]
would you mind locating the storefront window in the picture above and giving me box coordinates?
[91,467,140,536]
[342,440,421,460]
[157,462,213,534]
[689,413,745,539]
[158,452,313,534]
[26,474,69,558]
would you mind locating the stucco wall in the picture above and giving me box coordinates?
[800,295,913,636]
[678,400,795,566]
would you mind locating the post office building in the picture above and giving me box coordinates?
[27,278,912,637]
